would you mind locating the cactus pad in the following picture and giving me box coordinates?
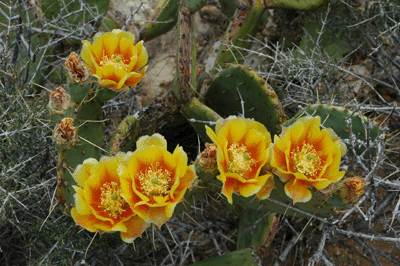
[203,64,286,136]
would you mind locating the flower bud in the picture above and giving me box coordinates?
[65,52,90,83]
[53,118,78,147]
[49,87,71,113]
[337,176,365,204]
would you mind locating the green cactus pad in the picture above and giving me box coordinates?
[284,103,381,156]
[94,86,120,103]
[185,0,207,13]
[182,97,222,143]
[189,248,257,266]
[237,209,277,250]
[214,0,265,68]
[56,99,103,215]
[296,1,352,61]
[41,0,109,25]
[142,0,180,41]
[108,115,139,156]
[203,64,286,136]
[266,0,326,10]
[67,78,94,104]
[218,0,236,19]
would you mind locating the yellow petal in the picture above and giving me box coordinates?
[135,41,148,70]
[137,133,168,150]
[73,186,92,215]
[81,41,97,68]
[73,158,98,187]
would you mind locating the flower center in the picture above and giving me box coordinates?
[228,143,256,177]
[99,182,127,219]
[138,162,172,197]
[291,142,323,179]
[99,52,130,72]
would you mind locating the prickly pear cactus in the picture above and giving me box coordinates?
[203,64,286,137]
[42,0,384,264]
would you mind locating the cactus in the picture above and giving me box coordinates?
[40,0,110,28]
[203,64,286,137]
[182,97,222,143]
[54,99,103,215]
[141,0,180,41]
[214,0,266,69]
[108,115,140,155]
[265,0,327,10]
[188,248,257,266]
[185,0,207,13]
[237,209,278,250]
[218,0,236,19]
[43,0,384,264]
[173,0,197,103]
[296,0,352,60]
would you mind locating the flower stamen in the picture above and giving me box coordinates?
[291,142,322,179]
[228,143,256,177]
[138,162,172,197]
[99,52,130,72]
[99,182,127,219]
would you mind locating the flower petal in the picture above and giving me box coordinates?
[120,216,149,243]
[284,178,312,204]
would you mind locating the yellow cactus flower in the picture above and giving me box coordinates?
[71,154,149,243]
[119,134,197,228]
[271,116,346,204]
[205,117,274,204]
[81,29,148,91]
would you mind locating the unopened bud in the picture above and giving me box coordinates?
[65,52,90,83]
[53,118,78,147]
[49,87,71,112]
[337,176,365,204]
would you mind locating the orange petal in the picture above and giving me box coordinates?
[118,71,143,90]
[146,206,169,228]
[71,208,98,232]
[221,177,236,204]
[120,216,149,243]
[119,36,135,59]
[256,174,275,200]
[284,178,312,204]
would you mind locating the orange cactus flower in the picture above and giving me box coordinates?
[119,134,196,228]
[81,29,148,91]
[71,154,149,243]
[271,116,347,204]
[205,117,274,204]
